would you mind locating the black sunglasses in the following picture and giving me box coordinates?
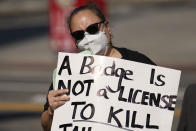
[71,21,105,42]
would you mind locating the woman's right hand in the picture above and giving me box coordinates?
[47,89,70,115]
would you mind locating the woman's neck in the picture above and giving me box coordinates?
[105,45,122,58]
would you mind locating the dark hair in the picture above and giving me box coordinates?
[67,3,106,32]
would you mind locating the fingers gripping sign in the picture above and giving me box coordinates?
[48,89,70,115]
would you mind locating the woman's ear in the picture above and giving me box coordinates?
[104,21,112,43]
[105,21,110,33]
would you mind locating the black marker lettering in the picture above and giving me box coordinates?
[108,106,123,128]
[59,123,72,131]
[141,91,149,105]
[71,102,86,119]
[155,75,165,86]
[58,56,72,75]
[72,81,84,96]
[131,111,144,129]
[118,86,127,102]
[80,56,94,74]
[57,80,71,95]
[84,79,94,96]
[128,88,134,103]
[132,90,142,104]
[149,93,161,107]
[104,61,115,76]
[146,114,159,129]
[168,95,177,111]
[80,103,95,120]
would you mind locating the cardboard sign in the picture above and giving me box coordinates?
[51,53,181,131]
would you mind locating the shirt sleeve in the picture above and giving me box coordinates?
[43,83,53,111]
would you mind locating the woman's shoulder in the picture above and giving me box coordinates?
[113,46,156,65]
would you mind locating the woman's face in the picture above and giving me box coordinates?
[70,9,111,46]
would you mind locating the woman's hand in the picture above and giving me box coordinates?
[47,89,70,115]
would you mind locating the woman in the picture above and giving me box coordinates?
[41,4,155,131]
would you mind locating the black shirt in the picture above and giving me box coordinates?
[177,84,196,131]
[114,47,155,65]
[43,47,156,111]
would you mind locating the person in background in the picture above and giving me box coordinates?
[177,84,196,131]
[41,3,155,131]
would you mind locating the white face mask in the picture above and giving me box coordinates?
[77,31,107,55]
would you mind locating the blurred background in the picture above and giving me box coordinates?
[0,0,196,130]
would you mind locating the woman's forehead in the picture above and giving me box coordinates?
[71,9,101,31]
